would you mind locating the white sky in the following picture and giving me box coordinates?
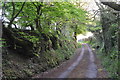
[80,0,99,13]
[77,32,93,42]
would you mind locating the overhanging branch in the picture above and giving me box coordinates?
[101,2,120,11]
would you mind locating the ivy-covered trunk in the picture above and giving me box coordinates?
[100,11,114,54]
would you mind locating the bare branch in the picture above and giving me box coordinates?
[8,2,26,28]
[12,2,15,18]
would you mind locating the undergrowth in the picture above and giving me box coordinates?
[2,40,76,78]
[90,38,119,78]
[99,48,118,78]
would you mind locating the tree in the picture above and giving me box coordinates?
[4,2,26,28]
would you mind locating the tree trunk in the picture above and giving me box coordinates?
[118,12,120,76]
[35,4,43,32]
[0,19,2,79]
[30,25,34,31]
[74,31,77,41]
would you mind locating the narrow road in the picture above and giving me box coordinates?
[33,44,107,78]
